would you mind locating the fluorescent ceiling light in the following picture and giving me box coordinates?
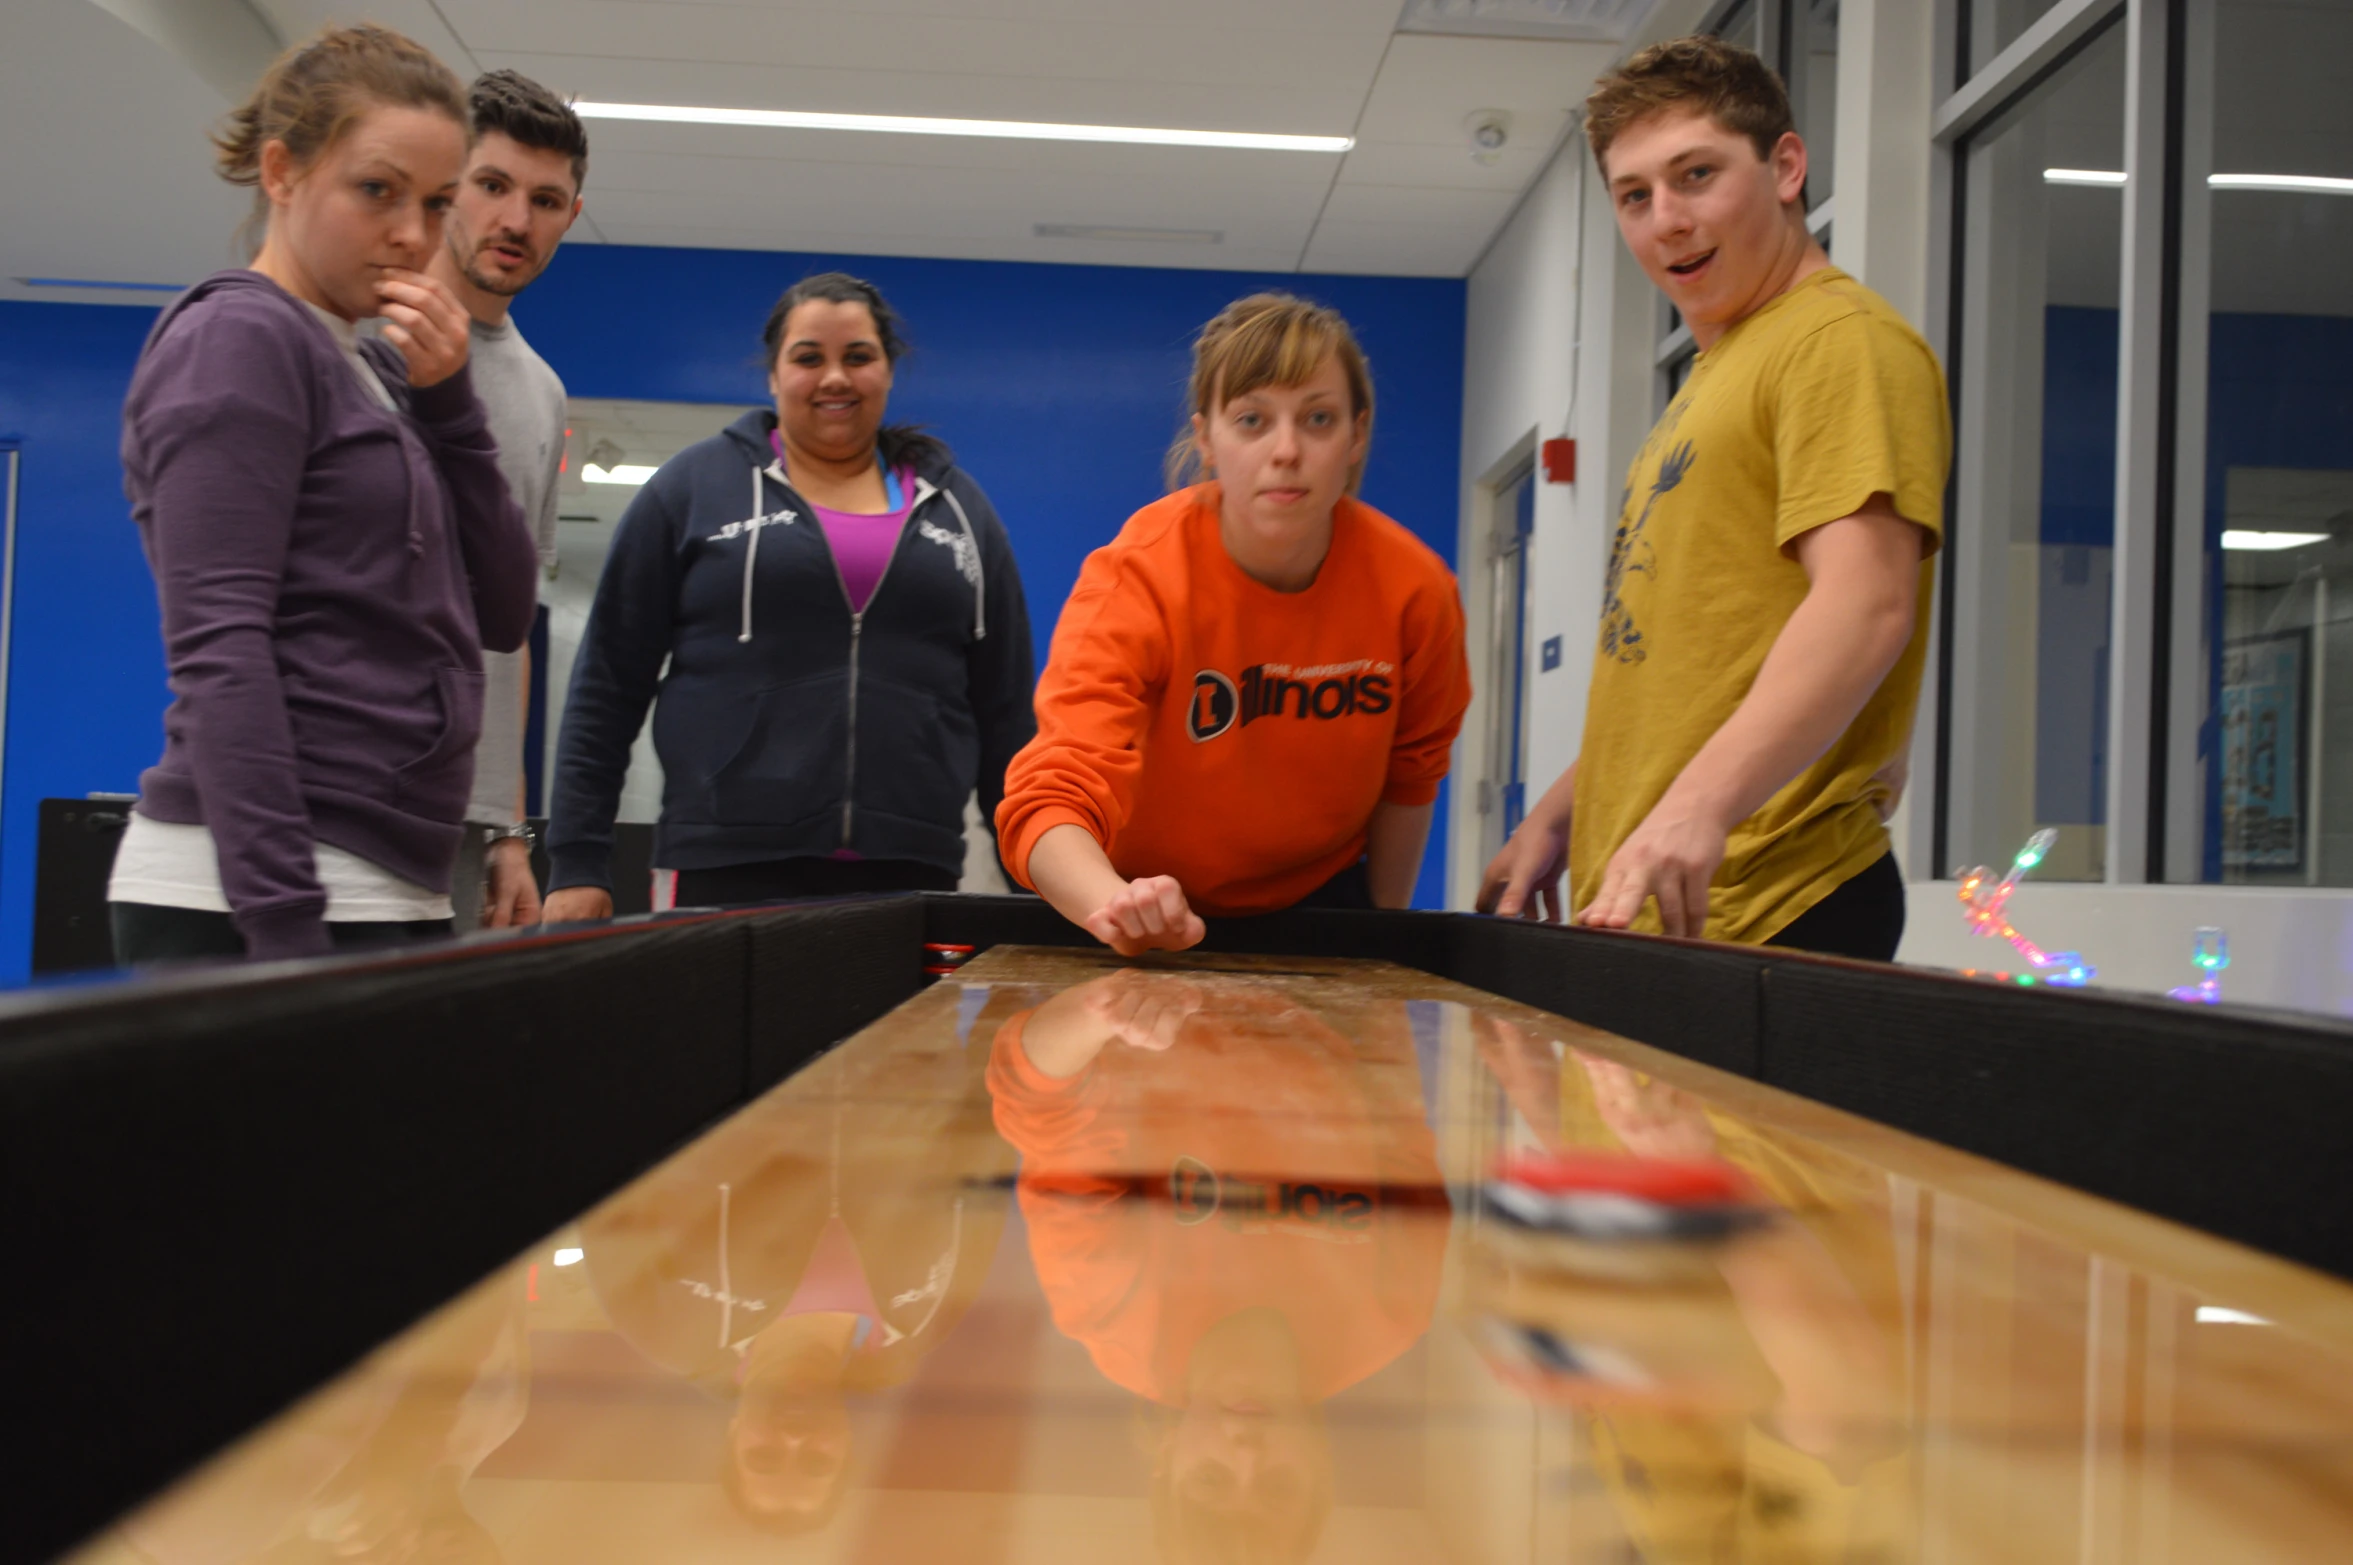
[2209,172,2353,195]
[553,1247,584,1267]
[2222,530,2330,551]
[2195,1306,2269,1325]
[2046,169,2353,194]
[573,100,1351,153]
[582,463,657,486]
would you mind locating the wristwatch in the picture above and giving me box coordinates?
[485,821,539,851]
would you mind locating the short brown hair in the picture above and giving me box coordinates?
[470,69,589,192]
[1166,293,1376,495]
[1583,34,1795,173]
[214,24,468,226]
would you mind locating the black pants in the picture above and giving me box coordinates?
[1290,859,1375,911]
[672,857,958,909]
[109,902,454,967]
[1762,852,1906,963]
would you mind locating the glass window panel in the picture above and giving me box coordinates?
[1948,26,2126,882]
[1799,0,1839,205]
[2192,0,2353,884]
[1667,351,1695,398]
[1708,0,1760,52]
[1970,0,2076,78]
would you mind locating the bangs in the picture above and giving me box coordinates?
[1212,312,1348,408]
[1167,290,1376,494]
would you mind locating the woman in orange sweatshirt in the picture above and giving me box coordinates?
[997,294,1472,953]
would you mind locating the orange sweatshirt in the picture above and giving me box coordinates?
[997,484,1470,915]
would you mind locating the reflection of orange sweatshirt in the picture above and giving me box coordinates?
[996,485,1470,915]
[987,998,1448,1404]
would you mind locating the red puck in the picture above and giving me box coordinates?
[1494,1151,1753,1206]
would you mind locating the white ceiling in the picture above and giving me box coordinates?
[1,0,1630,304]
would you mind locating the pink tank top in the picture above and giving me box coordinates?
[772,432,913,614]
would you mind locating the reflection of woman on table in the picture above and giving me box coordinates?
[580,993,1019,1533]
[989,972,1450,1563]
[1471,1015,1909,1559]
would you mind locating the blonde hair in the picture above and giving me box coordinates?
[1165,294,1376,496]
[214,24,468,240]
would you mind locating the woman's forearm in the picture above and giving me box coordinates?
[1026,823,1131,931]
[1364,801,1434,908]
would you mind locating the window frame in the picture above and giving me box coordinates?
[1928,0,2200,885]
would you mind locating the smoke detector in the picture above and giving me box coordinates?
[1466,110,1511,165]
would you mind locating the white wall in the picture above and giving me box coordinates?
[1447,83,1683,907]
[1447,141,1585,911]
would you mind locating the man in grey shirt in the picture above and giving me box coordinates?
[428,71,587,929]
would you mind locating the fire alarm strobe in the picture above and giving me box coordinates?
[1541,437,1576,484]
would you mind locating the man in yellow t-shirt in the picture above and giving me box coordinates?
[1480,35,1951,959]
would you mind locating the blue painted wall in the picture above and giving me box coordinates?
[0,245,1464,981]
[0,303,173,984]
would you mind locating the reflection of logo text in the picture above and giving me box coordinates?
[1171,1156,1220,1223]
[1168,1160,1377,1239]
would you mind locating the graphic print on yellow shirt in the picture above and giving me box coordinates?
[1599,429,1698,665]
[1572,267,1952,944]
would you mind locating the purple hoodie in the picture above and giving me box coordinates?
[121,270,540,959]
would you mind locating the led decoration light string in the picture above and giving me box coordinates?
[1953,829,2095,988]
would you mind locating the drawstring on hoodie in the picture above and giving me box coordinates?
[739,466,766,643]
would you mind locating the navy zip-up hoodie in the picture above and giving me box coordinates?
[547,409,1036,891]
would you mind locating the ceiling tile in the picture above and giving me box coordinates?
[1299,218,1485,277]
[587,220,1309,273]
[25,0,1642,289]
[440,0,1397,93]
[1351,33,1618,147]
[1333,136,1564,192]
[1316,183,1520,228]
[482,48,1370,136]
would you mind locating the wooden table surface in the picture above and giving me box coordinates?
[64,948,2353,1563]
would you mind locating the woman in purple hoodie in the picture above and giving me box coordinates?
[107,25,540,965]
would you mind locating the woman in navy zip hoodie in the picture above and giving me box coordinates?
[108,27,539,965]
[543,274,1036,916]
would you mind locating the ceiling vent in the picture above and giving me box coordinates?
[1397,0,1650,40]
[1034,223,1224,245]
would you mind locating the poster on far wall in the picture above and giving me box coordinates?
[2220,628,2309,873]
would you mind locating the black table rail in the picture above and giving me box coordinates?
[6,893,2351,1565]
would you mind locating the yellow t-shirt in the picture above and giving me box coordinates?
[1572,266,1951,943]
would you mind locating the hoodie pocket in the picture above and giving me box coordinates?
[690,675,850,828]
[394,666,487,813]
[860,676,976,830]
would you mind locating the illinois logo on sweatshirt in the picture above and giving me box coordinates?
[1189,660,1398,742]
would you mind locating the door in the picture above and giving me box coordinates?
[1482,463,1536,864]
